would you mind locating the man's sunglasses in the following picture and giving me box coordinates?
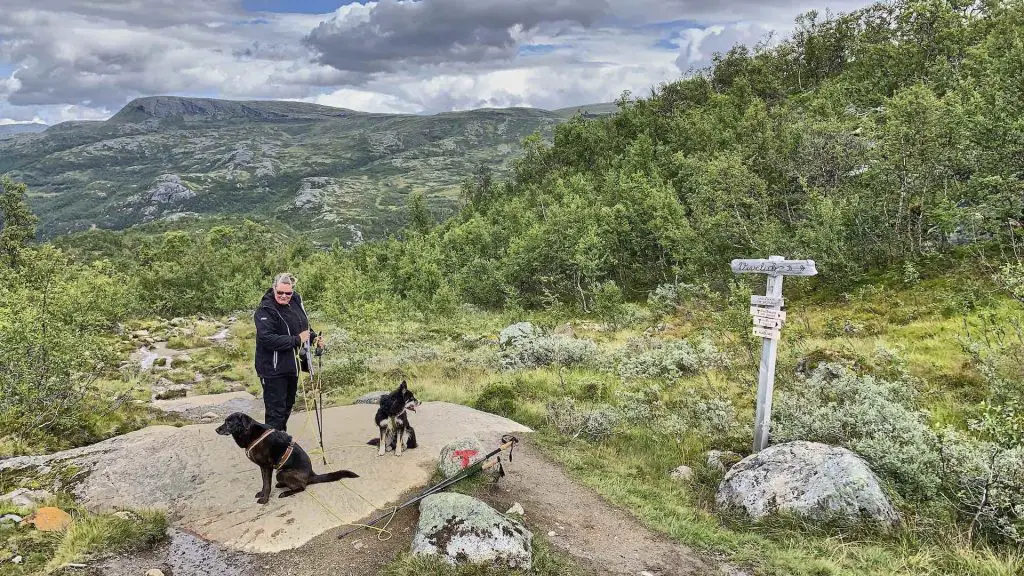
[276,290,293,296]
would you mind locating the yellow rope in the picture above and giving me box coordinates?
[289,350,396,541]
[305,482,399,541]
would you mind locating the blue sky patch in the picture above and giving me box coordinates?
[654,38,680,50]
[517,44,566,56]
[637,18,705,31]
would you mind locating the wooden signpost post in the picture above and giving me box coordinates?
[731,255,817,453]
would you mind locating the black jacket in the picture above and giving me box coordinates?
[253,288,316,378]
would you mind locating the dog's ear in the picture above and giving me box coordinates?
[399,380,407,391]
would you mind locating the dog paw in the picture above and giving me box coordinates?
[257,496,269,505]
[255,491,266,499]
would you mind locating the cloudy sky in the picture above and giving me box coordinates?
[0,0,874,125]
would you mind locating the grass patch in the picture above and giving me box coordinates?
[0,506,166,575]
[46,509,167,571]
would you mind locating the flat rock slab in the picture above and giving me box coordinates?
[153,391,261,422]
[0,402,531,554]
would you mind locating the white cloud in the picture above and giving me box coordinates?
[0,0,880,124]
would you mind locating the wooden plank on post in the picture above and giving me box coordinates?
[752,316,783,329]
[752,326,781,339]
[731,259,817,276]
[750,306,786,320]
[751,295,785,307]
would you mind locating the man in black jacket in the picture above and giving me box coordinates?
[253,272,321,431]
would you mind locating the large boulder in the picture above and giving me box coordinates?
[716,441,899,525]
[438,437,498,479]
[412,492,532,569]
[498,322,540,348]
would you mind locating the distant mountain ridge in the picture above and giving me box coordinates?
[0,122,48,139]
[0,96,616,242]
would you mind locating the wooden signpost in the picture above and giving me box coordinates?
[731,255,818,453]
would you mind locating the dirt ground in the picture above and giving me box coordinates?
[470,434,714,576]
[95,435,716,576]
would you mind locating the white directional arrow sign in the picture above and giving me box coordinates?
[752,316,784,329]
[750,307,786,320]
[751,295,785,307]
[732,259,817,276]
[732,255,818,454]
[752,326,781,340]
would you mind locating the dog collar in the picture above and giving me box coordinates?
[245,429,274,460]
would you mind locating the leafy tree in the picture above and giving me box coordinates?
[0,176,39,268]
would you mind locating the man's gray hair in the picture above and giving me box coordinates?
[273,272,296,289]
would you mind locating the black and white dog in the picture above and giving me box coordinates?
[367,380,421,457]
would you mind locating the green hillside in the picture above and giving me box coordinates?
[0,97,611,242]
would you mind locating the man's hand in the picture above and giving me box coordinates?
[299,330,311,344]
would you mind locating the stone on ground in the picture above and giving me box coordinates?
[706,450,741,472]
[24,507,73,531]
[152,391,259,422]
[438,437,499,479]
[498,322,540,348]
[670,465,694,481]
[0,488,53,508]
[0,402,531,553]
[715,441,899,525]
[412,492,532,569]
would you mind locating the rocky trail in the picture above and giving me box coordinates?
[92,438,718,576]
[4,402,718,576]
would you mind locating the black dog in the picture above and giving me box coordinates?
[367,380,421,457]
[216,412,358,504]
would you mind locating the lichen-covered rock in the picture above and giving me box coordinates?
[412,492,532,569]
[498,322,540,348]
[706,450,742,473]
[0,489,53,508]
[716,441,899,525]
[438,437,498,479]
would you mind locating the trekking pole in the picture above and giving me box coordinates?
[314,343,326,465]
[307,334,327,465]
[337,435,518,540]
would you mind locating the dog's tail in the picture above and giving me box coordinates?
[309,470,359,484]
[366,438,380,446]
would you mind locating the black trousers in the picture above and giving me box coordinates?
[262,374,298,431]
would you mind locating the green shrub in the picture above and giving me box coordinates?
[475,382,517,418]
[939,428,1024,546]
[616,383,739,440]
[647,281,713,314]
[614,336,727,381]
[774,362,941,500]
[545,397,620,441]
[497,334,598,371]
[318,358,369,392]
